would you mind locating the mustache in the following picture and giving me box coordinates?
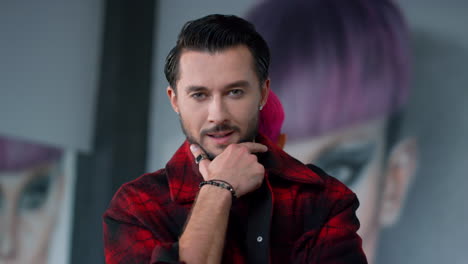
[201,124,240,136]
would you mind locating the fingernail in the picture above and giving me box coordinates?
[190,144,198,152]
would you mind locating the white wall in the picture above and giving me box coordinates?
[0,0,103,152]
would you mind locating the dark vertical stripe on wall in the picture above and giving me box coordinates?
[70,0,156,263]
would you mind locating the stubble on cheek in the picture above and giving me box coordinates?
[178,109,260,159]
[178,116,216,159]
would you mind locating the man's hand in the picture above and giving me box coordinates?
[190,143,268,197]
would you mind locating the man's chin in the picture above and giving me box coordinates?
[186,133,255,159]
[202,144,229,159]
[185,139,225,160]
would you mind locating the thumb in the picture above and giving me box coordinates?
[190,144,210,179]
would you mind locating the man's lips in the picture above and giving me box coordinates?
[205,130,236,145]
[206,130,234,138]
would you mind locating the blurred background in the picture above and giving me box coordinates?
[0,0,466,263]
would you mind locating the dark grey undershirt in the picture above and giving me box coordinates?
[245,181,272,264]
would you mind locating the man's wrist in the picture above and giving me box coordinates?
[196,184,233,208]
[199,179,237,200]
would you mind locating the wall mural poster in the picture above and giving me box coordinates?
[148,0,467,263]
[0,135,75,264]
[246,1,416,263]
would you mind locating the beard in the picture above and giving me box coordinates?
[179,112,259,160]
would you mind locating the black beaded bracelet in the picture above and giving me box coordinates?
[199,179,237,200]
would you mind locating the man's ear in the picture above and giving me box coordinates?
[379,137,418,227]
[260,79,270,107]
[167,86,180,114]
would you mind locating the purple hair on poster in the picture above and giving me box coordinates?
[0,135,63,172]
[246,0,410,140]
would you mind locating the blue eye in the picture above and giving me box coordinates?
[313,142,376,187]
[191,92,207,100]
[316,160,365,186]
[19,171,53,211]
[228,89,244,97]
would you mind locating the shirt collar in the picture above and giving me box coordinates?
[165,133,324,204]
[257,133,324,186]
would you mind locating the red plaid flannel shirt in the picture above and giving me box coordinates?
[103,134,367,263]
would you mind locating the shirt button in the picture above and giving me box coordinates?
[257,236,263,243]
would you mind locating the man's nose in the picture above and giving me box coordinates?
[0,206,18,259]
[207,96,229,124]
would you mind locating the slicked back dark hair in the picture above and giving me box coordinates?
[164,14,270,90]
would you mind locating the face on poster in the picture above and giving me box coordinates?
[0,136,65,264]
[284,117,417,262]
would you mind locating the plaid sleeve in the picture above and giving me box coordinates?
[291,178,368,264]
[103,183,183,264]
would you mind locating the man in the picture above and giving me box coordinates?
[247,0,418,262]
[103,14,367,264]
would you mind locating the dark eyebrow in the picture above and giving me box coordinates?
[224,80,251,89]
[185,80,252,94]
[185,86,208,93]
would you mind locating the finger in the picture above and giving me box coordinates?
[238,142,268,153]
[190,144,210,177]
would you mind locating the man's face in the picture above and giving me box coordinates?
[168,45,268,158]
[0,162,63,264]
[285,119,389,263]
